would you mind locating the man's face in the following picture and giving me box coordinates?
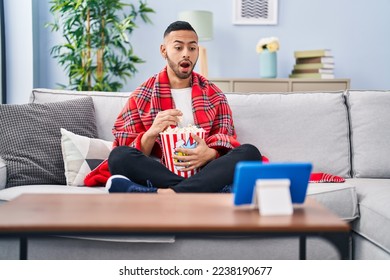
[161,30,199,79]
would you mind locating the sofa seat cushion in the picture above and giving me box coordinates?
[226,92,351,177]
[348,178,390,254]
[0,185,106,201]
[307,182,358,222]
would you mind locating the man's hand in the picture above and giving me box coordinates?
[173,133,217,171]
[146,109,183,138]
[141,109,182,155]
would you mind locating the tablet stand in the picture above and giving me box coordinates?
[253,179,293,216]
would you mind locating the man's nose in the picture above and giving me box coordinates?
[182,49,190,58]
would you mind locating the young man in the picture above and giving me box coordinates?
[107,21,261,193]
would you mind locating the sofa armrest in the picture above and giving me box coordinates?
[0,157,6,190]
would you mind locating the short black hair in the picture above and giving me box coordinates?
[163,21,197,38]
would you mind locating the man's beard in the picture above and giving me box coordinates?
[166,55,197,79]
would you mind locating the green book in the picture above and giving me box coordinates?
[289,73,335,79]
[294,49,332,58]
[293,63,334,70]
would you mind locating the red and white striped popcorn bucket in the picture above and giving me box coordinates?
[160,129,206,178]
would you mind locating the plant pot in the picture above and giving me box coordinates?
[259,50,277,78]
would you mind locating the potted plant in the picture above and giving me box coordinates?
[47,0,154,91]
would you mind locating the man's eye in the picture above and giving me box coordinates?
[175,46,182,50]
[190,47,196,51]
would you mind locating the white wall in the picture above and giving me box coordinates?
[4,0,33,104]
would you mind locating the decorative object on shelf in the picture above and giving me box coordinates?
[233,0,278,25]
[256,37,279,78]
[46,0,155,92]
[178,10,213,78]
[289,49,335,79]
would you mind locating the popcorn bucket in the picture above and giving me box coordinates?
[160,129,206,178]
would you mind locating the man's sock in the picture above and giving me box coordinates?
[105,175,157,193]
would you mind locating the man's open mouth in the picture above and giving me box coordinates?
[179,61,191,70]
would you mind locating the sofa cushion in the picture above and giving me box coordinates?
[61,128,112,186]
[353,233,390,260]
[349,178,390,254]
[0,97,97,188]
[226,92,351,177]
[347,90,390,178]
[0,185,107,201]
[31,88,130,141]
[307,182,358,222]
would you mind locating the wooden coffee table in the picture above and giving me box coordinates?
[0,193,350,260]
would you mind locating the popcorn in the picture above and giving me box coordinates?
[177,115,183,124]
[160,125,206,178]
[162,124,205,134]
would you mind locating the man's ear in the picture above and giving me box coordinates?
[160,44,167,59]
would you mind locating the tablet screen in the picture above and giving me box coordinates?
[233,162,312,205]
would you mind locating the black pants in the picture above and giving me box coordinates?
[108,144,262,193]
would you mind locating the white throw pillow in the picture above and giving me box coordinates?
[61,128,113,186]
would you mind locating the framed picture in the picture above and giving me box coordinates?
[233,0,278,25]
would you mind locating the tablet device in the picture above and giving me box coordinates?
[233,162,312,206]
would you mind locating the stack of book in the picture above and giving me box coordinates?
[289,49,335,79]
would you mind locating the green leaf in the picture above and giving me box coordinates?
[47,0,154,91]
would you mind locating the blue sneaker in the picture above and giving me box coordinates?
[219,185,232,193]
[105,175,157,193]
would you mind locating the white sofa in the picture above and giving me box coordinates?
[0,88,389,260]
